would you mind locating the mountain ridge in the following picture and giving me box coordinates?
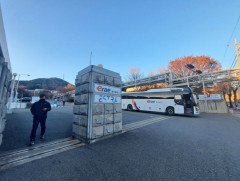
[19,77,72,90]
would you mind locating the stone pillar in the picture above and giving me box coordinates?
[73,65,122,143]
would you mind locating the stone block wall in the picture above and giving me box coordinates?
[73,65,122,143]
[0,59,12,146]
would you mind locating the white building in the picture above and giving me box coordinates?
[0,3,12,146]
[0,3,11,70]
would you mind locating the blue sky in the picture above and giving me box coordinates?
[1,0,240,84]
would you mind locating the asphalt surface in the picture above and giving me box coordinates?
[0,103,74,152]
[0,104,159,152]
[1,112,240,180]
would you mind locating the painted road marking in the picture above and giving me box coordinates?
[0,137,72,158]
[123,116,170,132]
[0,138,85,171]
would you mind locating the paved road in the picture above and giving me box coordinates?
[1,112,240,180]
[0,105,161,152]
[0,104,74,152]
[122,110,165,125]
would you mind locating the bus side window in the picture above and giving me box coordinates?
[174,95,182,100]
[174,95,183,105]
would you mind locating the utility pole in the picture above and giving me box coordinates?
[228,38,240,68]
[235,38,240,68]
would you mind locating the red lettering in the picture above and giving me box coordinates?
[97,86,102,91]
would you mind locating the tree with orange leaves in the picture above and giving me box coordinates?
[168,56,221,77]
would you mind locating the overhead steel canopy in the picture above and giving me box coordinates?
[122,68,240,90]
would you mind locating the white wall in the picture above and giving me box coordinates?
[199,100,228,113]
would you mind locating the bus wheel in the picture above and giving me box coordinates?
[166,107,174,116]
[127,104,133,111]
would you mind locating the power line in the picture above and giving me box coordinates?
[222,16,240,64]
[222,48,228,64]
[230,55,237,68]
[227,16,240,44]
[229,50,236,68]
[233,57,237,68]
[230,47,240,68]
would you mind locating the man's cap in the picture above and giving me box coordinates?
[40,94,46,98]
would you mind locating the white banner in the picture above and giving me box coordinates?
[198,94,223,100]
[94,84,121,94]
[94,94,121,103]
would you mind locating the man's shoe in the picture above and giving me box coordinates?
[29,140,35,146]
[40,135,44,140]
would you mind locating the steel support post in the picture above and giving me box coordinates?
[202,78,208,112]
[187,76,189,87]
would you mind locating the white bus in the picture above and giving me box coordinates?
[122,87,200,116]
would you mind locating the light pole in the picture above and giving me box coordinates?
[7,73,17,114]
[14,74,30,102]
[185,64,208,112]
[185,64,194,87]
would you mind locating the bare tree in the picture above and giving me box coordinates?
[214,82,228,101]
[232,82,239,107]
[215,82,233,108]
[125,67,144,81]
[147,70,155,77]
[157,67,168,74]
[228,89,234,108]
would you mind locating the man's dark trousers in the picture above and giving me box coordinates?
[30,116,46,141]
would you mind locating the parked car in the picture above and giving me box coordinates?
[21,97,32,102]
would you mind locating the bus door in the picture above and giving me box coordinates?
[182,94,194,114]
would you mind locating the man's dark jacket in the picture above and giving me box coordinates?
[31,99,51,118]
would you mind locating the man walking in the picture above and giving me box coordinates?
[62,97,66,106]
[29,94,51,146]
